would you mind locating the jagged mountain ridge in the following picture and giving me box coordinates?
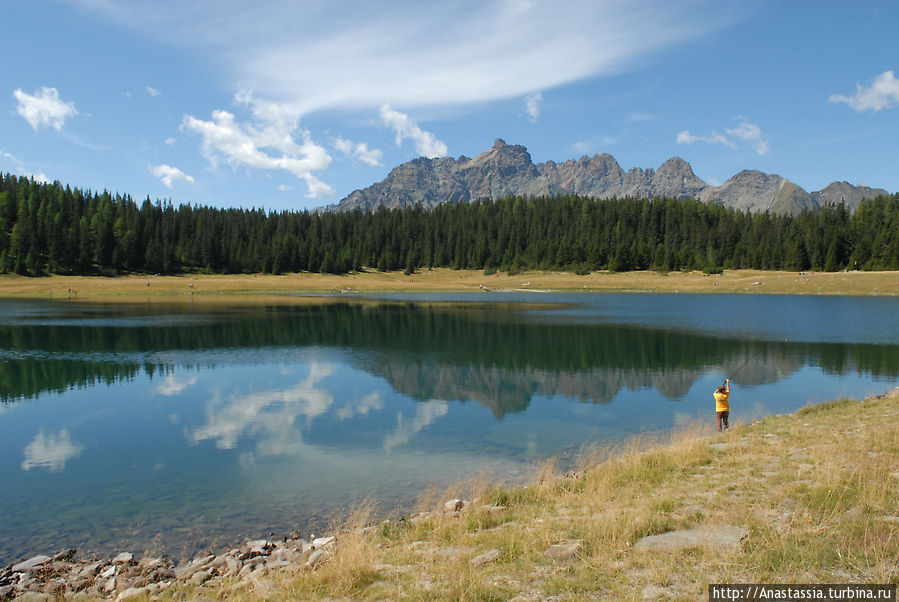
[329,139,889,214]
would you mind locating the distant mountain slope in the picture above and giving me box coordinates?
[327,139,889,214]
[810,181,890,212]
[698,170,814,214]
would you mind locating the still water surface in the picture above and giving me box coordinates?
[1,293,897,564]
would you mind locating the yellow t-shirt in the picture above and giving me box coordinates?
[714,390,729,412]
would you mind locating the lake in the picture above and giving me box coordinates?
[1,292,897,565]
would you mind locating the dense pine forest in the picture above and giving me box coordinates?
[1,173,897,276]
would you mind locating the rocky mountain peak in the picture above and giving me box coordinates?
[325,140,889,215]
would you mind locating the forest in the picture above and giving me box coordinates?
[1,173,897,276]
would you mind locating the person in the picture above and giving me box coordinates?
[714,379,730,431]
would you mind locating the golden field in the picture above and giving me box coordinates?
[0,268,897,301]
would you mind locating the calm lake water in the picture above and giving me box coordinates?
[1,293,897,564]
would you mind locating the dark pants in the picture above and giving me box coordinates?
[716,411,729,431]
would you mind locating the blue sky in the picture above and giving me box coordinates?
[2,0,897,211]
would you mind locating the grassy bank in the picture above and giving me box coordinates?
[0,268,898,300]
[160,389,898,600]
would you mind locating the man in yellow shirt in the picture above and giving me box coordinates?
[714,378,730,431]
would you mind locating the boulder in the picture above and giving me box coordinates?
[305,549,329,569]
[12,556,51,573]
[470,549,502,567]
[189,570,210,586]
[116,586,149,601]
[634,525,748,553]
[311,536,335,549]
[444,499,465,512]
[544,540,583,562]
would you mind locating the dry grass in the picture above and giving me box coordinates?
[162,389,898,600]
[0,268,897,301]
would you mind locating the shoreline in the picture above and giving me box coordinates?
[3,388,896,600]
[0,268,898,300]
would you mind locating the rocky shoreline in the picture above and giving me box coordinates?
[0,529,338,600]
[0,497,479,601]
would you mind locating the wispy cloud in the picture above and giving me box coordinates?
[146,85,161,97]
[627,111,658,123]
[677,117,769,155]
[676,129,734,148]
[380,104,447,158]
[22,429,83,472]
[155,373,198,395]
[182,92,334,197]
[333,136,383,166]
[191,362,334,451]
[150,164,196,188]
[524,91,542,122]
[830,70,899,112]
[13,87,78,131]
[725,117,769,155]
[383,400,449,452]
[571,137,618,155]
[75,1,739,114]
[1,150,49,183]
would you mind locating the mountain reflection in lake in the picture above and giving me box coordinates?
[0,293,896,564]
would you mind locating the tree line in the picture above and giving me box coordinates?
[1,172,897,276]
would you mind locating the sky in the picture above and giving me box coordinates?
[2,0,897,211]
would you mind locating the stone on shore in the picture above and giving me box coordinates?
[544,540,583,562]
[634,525,748,553]
[311,536,335,549]
[112,552,133,564]
[470,549,502,567]
[116,586,149,601]
[12,556,51,573]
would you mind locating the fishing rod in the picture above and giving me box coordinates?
[723,352,754,385]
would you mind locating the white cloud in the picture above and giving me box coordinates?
[146,85,161,97]
[191,362,335,450]
[75,1,739,114]
[1,150,50,183]
[830,70,899,112]
[337,392,384,421]
[21,429,84,472]
[677,117,768,155]
[150,164,196,188]
[383,400,449,452]
[571,137,618,155]
[13,87,78,131]
[164,137,176,145]
[676,129,734,148]
[524,91,542,122]
[725,117,769,155]
[379,104,447,158]
[155,373,198,396]
[278,184,293,191]
[333,136,383,166]
[182,92,334,197]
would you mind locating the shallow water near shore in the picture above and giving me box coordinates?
[1,293,897,565]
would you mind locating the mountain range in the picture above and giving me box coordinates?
[327,139,889,215]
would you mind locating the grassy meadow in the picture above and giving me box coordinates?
[0,268,897,300]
